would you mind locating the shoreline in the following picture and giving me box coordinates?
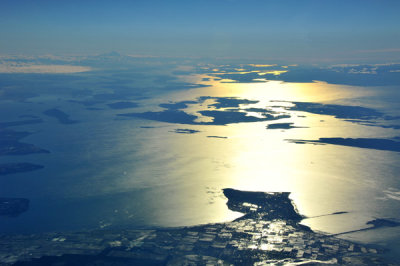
[1,189,397,265]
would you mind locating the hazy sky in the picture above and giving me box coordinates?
[1,0,400,63]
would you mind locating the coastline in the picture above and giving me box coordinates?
[1,189,397,265]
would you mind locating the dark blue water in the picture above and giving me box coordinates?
[1,61,400,259]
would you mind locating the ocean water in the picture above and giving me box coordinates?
[0,62,400,257]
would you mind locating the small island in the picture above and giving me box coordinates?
[0,128,50,156]
[171,129,200,134]
[207,136,228,139]
[0,163,44,175]
[43,108,78,124]
[0,198,29,217]
[266,122,305,130]
[287,137,400,152]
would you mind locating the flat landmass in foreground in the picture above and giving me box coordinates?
[0,189,395,266]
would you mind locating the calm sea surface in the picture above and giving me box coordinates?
[1,69,399,257]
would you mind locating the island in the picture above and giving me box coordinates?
[118,97,292,125]
[0,198,29,217]
[287,137,400,152]
[0,128,50,156]
[43,108,78,124]
[0,163,44,175]
[207,136,228,139]
[171,129,200,134]
[266,122,306,130]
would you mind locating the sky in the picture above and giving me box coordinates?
[1,0,400,63]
